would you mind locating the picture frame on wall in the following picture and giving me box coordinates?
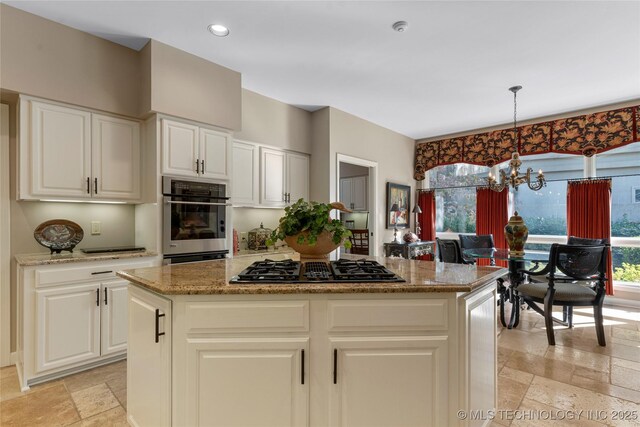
[386,182,411,229]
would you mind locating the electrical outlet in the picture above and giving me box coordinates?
[240,232,247,241]
[91,221,101,235]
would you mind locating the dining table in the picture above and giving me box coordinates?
[462,248,550,329]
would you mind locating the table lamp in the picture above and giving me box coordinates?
[390,203,400,243]
[412,204,422,240]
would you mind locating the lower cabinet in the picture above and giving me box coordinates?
[329,336,448,427]
[184,338,309,427]
[17,257,156,389]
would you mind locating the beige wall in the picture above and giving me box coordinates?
[309,107,415,255]
[328,108,415,253]
[309,107,331,202]
[235,90,312,153]
[340,163,369,178]
[232,207,284,240]
[0,4,141,118]
[144,40,241,130]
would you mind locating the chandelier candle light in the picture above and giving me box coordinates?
[487,86,547,192]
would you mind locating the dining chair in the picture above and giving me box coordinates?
[435,238,464,263]
[459,234,495,265]
[517,244,609,346]
[349,229,370,255]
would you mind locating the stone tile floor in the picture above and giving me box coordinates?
[1,305,639,426]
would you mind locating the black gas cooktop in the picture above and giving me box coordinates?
[230,259,405,284]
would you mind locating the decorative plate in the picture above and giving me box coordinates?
[34,219,84,254]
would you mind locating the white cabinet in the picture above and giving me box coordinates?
[329,336,448,427]
[231,141,259,205]
[35,279,130,372]
[260,147,309,207]
[19,97,141,201]
[100,280,129,356]
[35,282,101,372]
[339,176,368,211]
[161,118,231,180]
[17,258,156,389]
[92,114,141,200]
[184,338,309,427]
[128,285,172,427]
[261,147,287,206]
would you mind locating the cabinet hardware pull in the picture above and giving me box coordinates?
[201,160,205,174]
[94,178,98,194]
[91,270,113,275]
[104,288,108,305]
[333,349,337,384]
[283,193,286,202]
[86,177,90,194]
[155,309,166,343]
[287,193,291,203]
[196,159,200,174]
[96,288,100,307]
[301,349,305,385]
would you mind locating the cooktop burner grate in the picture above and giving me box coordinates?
[231,259,405,284]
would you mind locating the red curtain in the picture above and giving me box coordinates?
[476,188,509,267]
[418,191,436,260]
[567,180,614,295]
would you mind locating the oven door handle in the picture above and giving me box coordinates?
[164,200,232,206]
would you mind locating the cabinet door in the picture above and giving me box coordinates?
[200,128,230,180]
[350,176,368,211]
[128,286,172,427]
[329,336,449,427]
[232,141,259,205]
[35,283,101,373]
[286,152,309,204]
[185,338,309,427]
[100,280,128,356]
[162,119,199,177]
[260,147,286,206]
[339,178,353,210]
[30,101,92,198]
[92,114,141,200]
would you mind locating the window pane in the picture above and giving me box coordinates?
[429,164,490,188]
[512,181,567,235]
[596,143,640,177]
[497,152,584,180]
[612,247,640,287]
[435,188,476,233]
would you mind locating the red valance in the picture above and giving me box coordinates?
[414,105,638,180]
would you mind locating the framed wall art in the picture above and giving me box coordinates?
[386,182,411,229]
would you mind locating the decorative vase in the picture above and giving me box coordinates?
[504,211,528,257]
[284,230,341,262]
[248,222,272,250]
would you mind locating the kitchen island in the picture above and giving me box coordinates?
[118,254,505,427]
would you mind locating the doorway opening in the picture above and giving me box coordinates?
[336,154,378,257]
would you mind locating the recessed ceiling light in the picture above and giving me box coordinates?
[392,21,408,32]
[208,24,229,37]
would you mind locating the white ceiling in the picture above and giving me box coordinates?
[6,1,640,139]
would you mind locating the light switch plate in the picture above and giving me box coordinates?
[91,221,101,235]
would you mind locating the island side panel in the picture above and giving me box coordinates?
[457,280,498,427]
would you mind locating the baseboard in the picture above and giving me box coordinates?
[10,351,17,365]
[25,354,126,388]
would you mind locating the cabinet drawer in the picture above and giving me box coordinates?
[185,301,309,333]
[328,299,448,332]
[36,261,153,287]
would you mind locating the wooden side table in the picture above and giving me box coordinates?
[383,241,435,259]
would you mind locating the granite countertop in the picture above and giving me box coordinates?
[117,253,507,295]
[15,250,158,266]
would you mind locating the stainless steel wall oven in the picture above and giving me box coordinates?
[163,177,229,262]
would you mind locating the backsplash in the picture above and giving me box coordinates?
[10,201,136,255]
[232,207,284,247]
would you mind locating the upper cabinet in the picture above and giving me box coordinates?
[161,118,231,180]
[19,97,141,202]
[260,147,309,207]
[232,141,309,208]
[340,176,368,211]
[231,141,259,205]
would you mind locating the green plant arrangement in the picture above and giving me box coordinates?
[268,199,352,249]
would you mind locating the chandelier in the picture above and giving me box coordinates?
[487,86,546,192]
